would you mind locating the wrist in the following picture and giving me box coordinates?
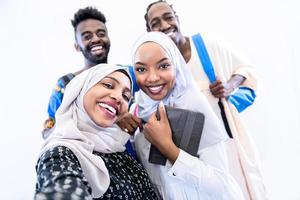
[229,87,239,95]
[159,141,180,164]
[229,74,246,88]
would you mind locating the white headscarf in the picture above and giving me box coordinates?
[40,64,131,198]
[132,32,228,151]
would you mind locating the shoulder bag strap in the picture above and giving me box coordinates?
[191,33,216,83]
[192,33,233,138]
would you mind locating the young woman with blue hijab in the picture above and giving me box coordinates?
[132,32,245,200]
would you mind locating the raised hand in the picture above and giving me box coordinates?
[116,112,142,135]
[144,103,179,163]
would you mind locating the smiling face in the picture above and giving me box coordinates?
[146,2,182,45]
[75,19,110,67]
[134,42,176,101]
[83,71,131,127]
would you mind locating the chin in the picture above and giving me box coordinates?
[147,93,166,101]
[95,120,115,128]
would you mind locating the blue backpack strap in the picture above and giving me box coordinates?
[125,140,137,159]
[191,33,216,83]
[128,65,139,94]
[192,33,233,138]
[47,73,75,118]
[126,66,139,159]
[44,73,75,138]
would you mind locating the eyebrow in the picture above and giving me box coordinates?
[135,57,169,66]
[104,76,120,84]
[103,76,131,92]
[150,12,173,23]
[162,12,174,17]
[81,28,106,36]
[81,31,92,36]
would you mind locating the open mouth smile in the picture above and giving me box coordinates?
[147,84,164,95]
[90,45,105,55]
[97,102,118,116]
[164,28,176,37]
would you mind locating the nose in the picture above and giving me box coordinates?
[110,89,123,104]
[90,33,101,43]
[147,69,160,83]
[160,20,171,31]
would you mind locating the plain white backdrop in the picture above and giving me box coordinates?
[0,0,299,199]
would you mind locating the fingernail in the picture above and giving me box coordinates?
[159,101,164,107]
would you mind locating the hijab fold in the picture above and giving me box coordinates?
[40,64,131,198]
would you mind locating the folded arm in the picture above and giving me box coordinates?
[35,146,92,200]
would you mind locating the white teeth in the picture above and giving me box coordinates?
[98,103,116,115]
[148,85,163,93]
[91,46,103,52]
[166,32,173,36]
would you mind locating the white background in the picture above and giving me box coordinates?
[0,0,299,199]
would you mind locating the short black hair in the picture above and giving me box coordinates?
[144,0,176,31]
[71,6,107,31]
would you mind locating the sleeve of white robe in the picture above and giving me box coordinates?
[228,44,258,91]
[166,141,245,200]
[205,35,258,91]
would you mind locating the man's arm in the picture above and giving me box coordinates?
[35,146,92,199]
[209,75,246,98]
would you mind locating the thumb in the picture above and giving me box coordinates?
[158,102,168,122]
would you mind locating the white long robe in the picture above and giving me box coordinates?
[187,34,268,200]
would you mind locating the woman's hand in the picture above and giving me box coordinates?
[116,112,142,135]
[144,103,179,163]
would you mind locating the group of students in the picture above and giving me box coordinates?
[36,1,267,199]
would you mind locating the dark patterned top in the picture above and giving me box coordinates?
[35,146,159,200]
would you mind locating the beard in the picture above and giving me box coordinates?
[81,43,110,65]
